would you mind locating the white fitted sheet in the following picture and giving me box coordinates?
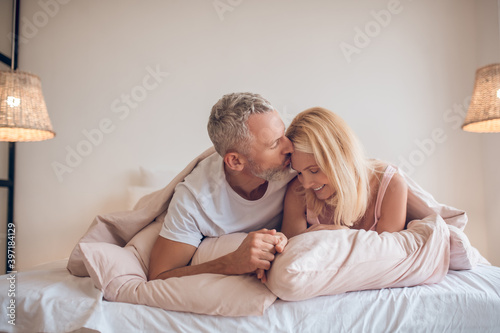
[0,260,499,333]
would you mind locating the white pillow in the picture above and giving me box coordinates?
[124,167,179,210]
[126,186,160,210]
[448,224,489,270]
[139,166,178,188]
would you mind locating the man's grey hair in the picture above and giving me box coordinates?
[207,92,274,156]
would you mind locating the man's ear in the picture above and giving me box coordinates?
[224,152,245,172]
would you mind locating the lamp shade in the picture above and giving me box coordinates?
[0,70,55,141]
[462,63,500,133]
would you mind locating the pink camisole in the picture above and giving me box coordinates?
[306,165,397,231]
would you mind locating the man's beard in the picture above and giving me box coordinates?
[247,156,290,182]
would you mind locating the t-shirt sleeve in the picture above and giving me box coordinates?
[159,184,205,248]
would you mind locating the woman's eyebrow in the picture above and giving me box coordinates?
[290,163,317,172]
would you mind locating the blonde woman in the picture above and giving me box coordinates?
[282,107,408,238]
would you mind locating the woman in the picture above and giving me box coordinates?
[282,107,408,238]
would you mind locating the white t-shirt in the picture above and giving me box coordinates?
[159,152,296,247]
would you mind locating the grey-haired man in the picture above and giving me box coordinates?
[149,92,295,282]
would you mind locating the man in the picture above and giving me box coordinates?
[148,92,295,282]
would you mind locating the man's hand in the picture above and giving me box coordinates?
[224,229,279,275]
[148,229,289,282]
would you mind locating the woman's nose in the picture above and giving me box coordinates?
[300,174,313,189]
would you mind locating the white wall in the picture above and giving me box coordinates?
[11,0,496,269]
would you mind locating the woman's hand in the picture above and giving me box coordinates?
[255,232,288,283]
[273,232,288,253]
[301,224,348,234]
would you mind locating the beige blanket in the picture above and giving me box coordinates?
[67,147,216,277]
[68,146,478,278]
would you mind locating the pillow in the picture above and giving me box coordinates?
[140,166,178,188]
[191,233,247,265]
[80,231,277,316]
[448,224,490,270]
[266,214,451,302]
[126,220,162,273]
[80,242,146,294]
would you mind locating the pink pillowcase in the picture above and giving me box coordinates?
[80,215,485,315]
[265,214,451,301]
[448,224,488,270]
[79,231,277,316]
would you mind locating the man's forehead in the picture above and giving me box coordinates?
[248,112,285,143]
[248,110,284,131]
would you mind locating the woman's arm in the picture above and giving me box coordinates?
[375,172,408,233]
[281,177,308,238]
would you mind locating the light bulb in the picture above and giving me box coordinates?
[6,96,20,107]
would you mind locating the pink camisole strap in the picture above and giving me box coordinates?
[305,165,398,229]
[306,209,320,225]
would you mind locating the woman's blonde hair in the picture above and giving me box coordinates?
[286,107,370,227]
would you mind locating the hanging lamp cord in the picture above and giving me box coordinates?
[10,0,17,71]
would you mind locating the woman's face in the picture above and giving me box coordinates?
[291,151,334,200]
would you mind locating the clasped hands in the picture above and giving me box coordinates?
[228,228,287,283]
[229,225,347,283]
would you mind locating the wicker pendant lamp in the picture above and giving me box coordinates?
[462,0,500,133]
[0,70,55,141]
[462,63,500,133]
[0,0,55,273]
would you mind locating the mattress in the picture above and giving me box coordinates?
[1,260,499,333]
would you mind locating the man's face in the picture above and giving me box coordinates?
[244,110,294,181]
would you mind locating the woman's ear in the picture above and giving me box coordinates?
[224,152,245,172]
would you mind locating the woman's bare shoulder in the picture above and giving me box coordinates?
[286,176,302,191]
[387,171,408,194]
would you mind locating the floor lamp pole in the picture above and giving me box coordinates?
[1,0,20,274]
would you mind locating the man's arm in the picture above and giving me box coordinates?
[148,228,283,281]
[148,236,197,280]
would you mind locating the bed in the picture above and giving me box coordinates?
[1,149,500,332]
[0,260,499,333]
